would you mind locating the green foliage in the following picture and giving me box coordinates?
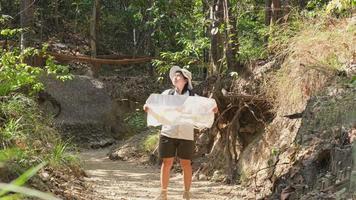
[0,118,22,147]
[152,36,210,78]
[0,94,78,175]
[267,15,353,118]
[317,52,343,71]
[267,12,303,55]
[151,0,209,78]
[124,111,146,134]
[325,0,354,15]
[0,183,60,200]
[0,94,37,121]
[236,5,268,62]
[271,147,280,157]
[0,17,72,96]
[306,0,330,12]
[0,148,24,163]
[0,162,60,200]
[0,193,23,200]
[142,132,159,152]
[47,141,78,167]
[0,95,33,150]
[0,28,23,37]
[305,0,354,16]
[0,162,47,197]
[0,94,70,169]
[0,95,78,199]
[0,45,72,96]
[351,76,356,86]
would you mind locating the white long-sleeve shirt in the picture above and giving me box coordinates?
[160,89,195,141]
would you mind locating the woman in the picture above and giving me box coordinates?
[144,66,218,200]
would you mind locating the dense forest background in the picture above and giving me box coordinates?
[2,0,352,75]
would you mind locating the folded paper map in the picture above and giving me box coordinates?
[145,94,217,129]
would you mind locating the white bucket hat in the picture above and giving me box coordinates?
[169,66,193,90]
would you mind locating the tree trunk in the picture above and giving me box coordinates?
[271,0,282,24]
[209,0,224,75]
[90,0,100,77]
[265,0,272,26]
[209,0,240,75]
[20,0,35,50]
[90,0,100,57]
[141,0,154,76]
[133,28,137,57]
[54,0,59,30]
[223,0,240,72]
[203,0,209,79]
[74,2,79,33]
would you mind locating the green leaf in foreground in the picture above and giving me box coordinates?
[0,162,47,197]
[0,183,61,200]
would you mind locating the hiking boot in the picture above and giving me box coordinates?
[155,190,168,200]
[183,191,191,200]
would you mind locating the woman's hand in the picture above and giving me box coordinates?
[143,104,149,112]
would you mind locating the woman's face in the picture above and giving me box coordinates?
[173,72,187,89]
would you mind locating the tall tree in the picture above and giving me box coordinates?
[53,0,59,30]
[271,0,282,23]
[90,0,101,77]
[265,0,272,25]
[223,0,239,72]
[20,0,35,50]
[209,0,240,75]
[209,0,225,75]
[90,0,100,57]
[265,0,283,25]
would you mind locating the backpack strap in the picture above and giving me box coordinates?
[188,90,195,96]
[168,89,175,95]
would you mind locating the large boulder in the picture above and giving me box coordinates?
[40,75,123,148]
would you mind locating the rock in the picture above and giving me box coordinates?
[41,171,50,181]
[199,174,207,181]
[211,170,224,182]
[108,129,159,162]
[40,75,121,147]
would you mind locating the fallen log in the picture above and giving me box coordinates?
[48,52,154,65]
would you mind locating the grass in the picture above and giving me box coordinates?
[47,140,79,167]
[0,94,80,194]
[266,16,354,114]
[290,18,353,71]
[0,162,61,200]
[0,118,23,148]
[142,132,159,152]
[0,148,24,163]
[303,91,356,132]
[0,183,60,200]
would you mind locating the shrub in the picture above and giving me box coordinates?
[124,111,146,134]
[142,132,159,152]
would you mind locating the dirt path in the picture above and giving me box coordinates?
[80,149,249,200]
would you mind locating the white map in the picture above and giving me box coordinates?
[145,94,217,129]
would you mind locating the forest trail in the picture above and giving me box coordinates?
[80,149,247,200]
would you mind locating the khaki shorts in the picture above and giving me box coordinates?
[159,135,195,160]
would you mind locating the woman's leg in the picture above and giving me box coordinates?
[161,157,174,190]
[179,159,192,192]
